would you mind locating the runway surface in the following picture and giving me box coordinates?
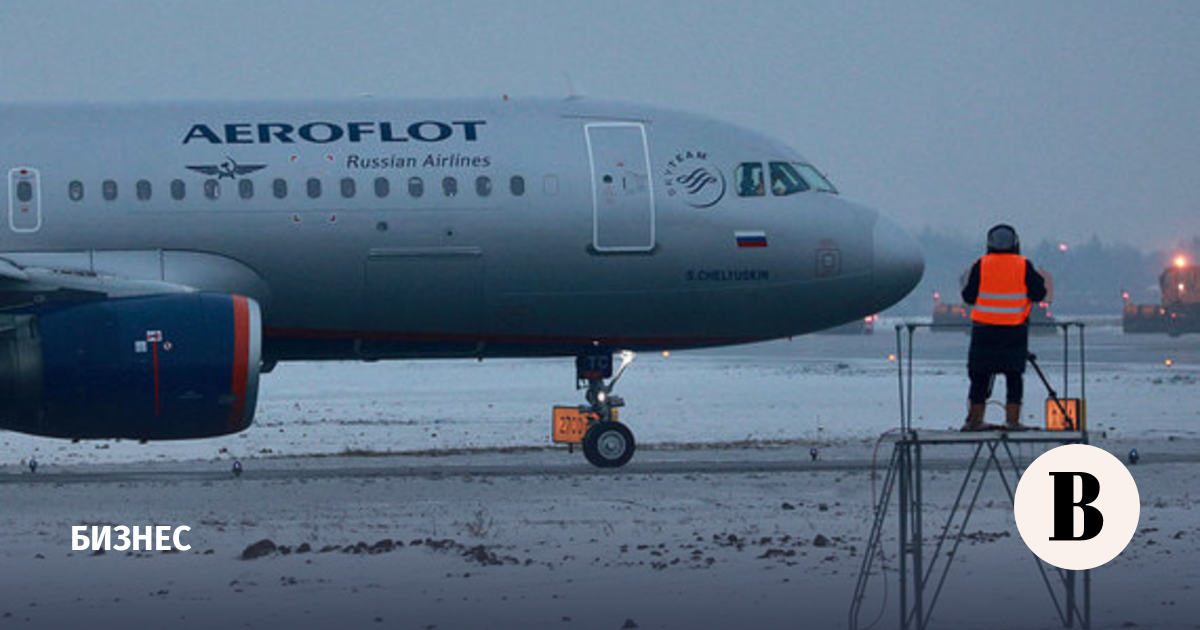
[0,325,1197,629]
[3,323,1198,469]
[1,439,1198,629]
[4,436,1200,485]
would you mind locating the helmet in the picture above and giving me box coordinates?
[986,224,1020,253]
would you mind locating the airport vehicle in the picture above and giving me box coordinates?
[932,296,1056,334]
[0,97,923,467]
[930,291,969,331]
[1122,255,1198,336]
[1029,303,1058,334]
[931,264,1056,335]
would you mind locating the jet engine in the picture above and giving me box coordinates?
[0,293,260,439]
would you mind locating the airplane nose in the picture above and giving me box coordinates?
[871,215,924,311]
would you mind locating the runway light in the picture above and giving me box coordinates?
[1174,255,1189,269]
[1165,358,1174,367]
[1058,242,1069,252]
[661,350,670,358]
[888,353,897,362]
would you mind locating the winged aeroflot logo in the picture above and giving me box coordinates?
[185,157,267,180]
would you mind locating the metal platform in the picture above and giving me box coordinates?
[848,323,1091,630]
[877,429,1084,445]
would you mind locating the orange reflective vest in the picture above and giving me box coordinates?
[971,253,1032,325]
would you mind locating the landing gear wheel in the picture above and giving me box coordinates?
[582,421,636,468]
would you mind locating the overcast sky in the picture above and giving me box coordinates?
[1,1,1196,251]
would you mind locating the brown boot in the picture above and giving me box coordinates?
[961,403,987,431]
[1005,403,1031,431]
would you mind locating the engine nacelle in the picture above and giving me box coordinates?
[0,293,261,439]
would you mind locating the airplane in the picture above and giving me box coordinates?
[0,96,923,468]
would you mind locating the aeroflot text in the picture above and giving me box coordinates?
[182,120,486,145]
[71,525,191,552]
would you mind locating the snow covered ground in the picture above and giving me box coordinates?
[2,324,1197,468]
[0,324,1197,629]
[0,441,1197,629]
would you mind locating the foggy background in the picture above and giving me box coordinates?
[0,0,1197,310]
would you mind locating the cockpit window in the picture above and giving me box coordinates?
[769,162,810,196]
[736,162,764,197]
[793,162,837,193]
[768,162,838,195]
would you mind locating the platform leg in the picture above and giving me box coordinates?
[898,441,909,630]
[849,445,901,630]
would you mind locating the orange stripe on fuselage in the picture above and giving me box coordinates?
[228,295,250,432]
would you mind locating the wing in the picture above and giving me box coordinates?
[0,255,194,311]
[233,164,267,176]
[186,165,221,176]
[0,251,268,309]
[0,258,29,282]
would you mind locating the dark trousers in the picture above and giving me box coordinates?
[968,369,1023,404]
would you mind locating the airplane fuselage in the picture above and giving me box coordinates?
[1,97,923,362]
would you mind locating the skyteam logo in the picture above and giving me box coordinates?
[662,150,725,209]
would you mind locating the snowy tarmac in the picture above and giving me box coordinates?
[0,323,1198,629]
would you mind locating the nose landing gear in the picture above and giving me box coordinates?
[577,350,637,468]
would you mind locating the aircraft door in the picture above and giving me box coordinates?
[585,123,655,252]
[8,168,41,233]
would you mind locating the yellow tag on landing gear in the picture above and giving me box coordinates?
[552,406,619,444]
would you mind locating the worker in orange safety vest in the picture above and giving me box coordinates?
[960,224,1047,431]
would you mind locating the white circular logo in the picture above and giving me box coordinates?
[662,151,725,209]
[1013,444,1140,570]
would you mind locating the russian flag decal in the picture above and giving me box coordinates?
[735,230,768,248]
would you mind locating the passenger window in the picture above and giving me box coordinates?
[68,180,84,201]
[136,179,152,201]
[171,179,186,200]
[736,163,764,197]
[475,176,491,197]
[239,179,254,199]
[510,175,525,196]
[16,181,33,202]
[340,177,356,198]
[543,174,559,196]
[374,177,389,198]
[442,177,457,197]
[102,180,118,201]
[272,178,287,199]
[769,162,810,196]
[408,177,424,198]
[307,178,322,199]
[204,179,220,200]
